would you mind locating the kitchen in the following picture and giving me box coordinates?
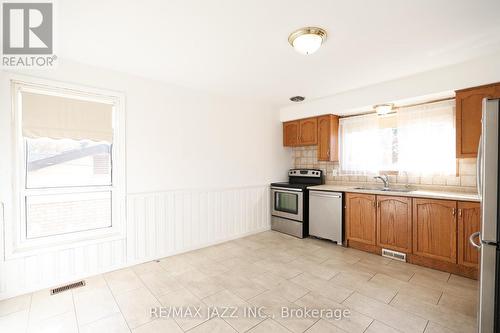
[0,1,499,333]
[271,86,495,332]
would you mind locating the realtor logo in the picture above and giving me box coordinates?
[2,1,56,67]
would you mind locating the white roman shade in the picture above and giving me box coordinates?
[397,99,456,175]
[339,113,382,174]
[21,91,113,142]
[339,99,456,176]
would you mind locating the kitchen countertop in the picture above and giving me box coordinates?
[308,184,480,202]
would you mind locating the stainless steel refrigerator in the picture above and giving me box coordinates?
[474,98,500,333]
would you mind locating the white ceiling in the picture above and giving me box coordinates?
[59,0,500,106]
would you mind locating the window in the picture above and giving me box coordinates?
[339,100,456,176]
[338,113,381,174]
[397,101,456,175]
[26,138,112,188]
[8,80,125,256]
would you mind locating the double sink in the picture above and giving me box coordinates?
[354,175,415,193]
[353,186,414,193]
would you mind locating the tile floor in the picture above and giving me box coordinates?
[0,231,479,333]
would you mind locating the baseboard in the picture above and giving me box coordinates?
[347,239,381,255]
[407,254,478,280]
[346,240,478,280]
[126,225,272,268]
[0,225,271,301]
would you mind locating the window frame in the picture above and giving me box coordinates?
[6,79,126,259]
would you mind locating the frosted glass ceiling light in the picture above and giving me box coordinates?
[288,27,327,55]
[374,104,394,115]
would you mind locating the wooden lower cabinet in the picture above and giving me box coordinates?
[346,193,376,246]
[345,193,479,279]
[458,201,481,268]
[376,196,412,253]
[412,198,457,263]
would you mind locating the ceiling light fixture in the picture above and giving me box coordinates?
[288,27,327,55]
[374,103,394,115]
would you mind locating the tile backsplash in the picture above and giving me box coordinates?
[292,146,477,192]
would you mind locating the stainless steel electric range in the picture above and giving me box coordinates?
[270,169,324,238]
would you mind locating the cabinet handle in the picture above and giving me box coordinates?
[452,208,456,216]
[458,208,462,217]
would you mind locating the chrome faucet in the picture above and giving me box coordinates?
[374,174,389,189]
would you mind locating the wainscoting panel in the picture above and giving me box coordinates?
[0,185,270,300]
[0,238,127,300]
[126,185,270,262]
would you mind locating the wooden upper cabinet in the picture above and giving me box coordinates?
[458,201,481,268]
[376,196,412,253]
[283,114,338,149]
[283,118,318,146]
[456,82,500,157]
[317,115,339,161]
[346,193,377,245]
[298,118,318,145]
[283,121,299,146]
[412,198,457,263]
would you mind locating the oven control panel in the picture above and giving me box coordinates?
[288,169,322,178]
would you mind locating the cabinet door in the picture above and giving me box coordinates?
[346,193,376,245]
[412,199,457,263]
[456,83,500,157]
[299,118,318,145]
[283,121,299,146]
[458,201,481,268]
[377,196,412,253]
[317,115,339,162]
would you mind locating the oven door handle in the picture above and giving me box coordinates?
[270,187,303,192]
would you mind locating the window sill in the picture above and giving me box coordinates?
[4,227,125,260]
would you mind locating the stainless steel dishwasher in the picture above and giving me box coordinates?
[308,190,343,244]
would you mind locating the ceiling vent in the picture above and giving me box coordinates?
[290,96,305,102]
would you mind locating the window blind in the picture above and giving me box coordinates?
[21,91,113,142]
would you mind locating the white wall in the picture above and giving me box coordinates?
[0,60,292,300]
[280,50,500,121]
